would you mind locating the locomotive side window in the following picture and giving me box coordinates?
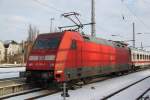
[71,40,77,49]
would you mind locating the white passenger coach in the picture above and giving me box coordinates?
[130,48,150,68]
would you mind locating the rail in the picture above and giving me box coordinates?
[136,88,150,100]
[25,89,59,100]
[101,76,150,100]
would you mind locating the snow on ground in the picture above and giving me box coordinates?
[0,64,25,67]
[142,90,150,99]
[0,73,19,79]
[0,67,25,79]
[36,69,150,100]
[108,77,150,100]
[0,67,25,73]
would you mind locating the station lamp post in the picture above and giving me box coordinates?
[131,22,150,48]
[50,18,54,33]
[137,32,150,49]
[132,22,135,48]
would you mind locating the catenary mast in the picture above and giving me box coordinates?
[91,0,96,37]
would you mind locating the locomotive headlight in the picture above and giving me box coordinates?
[29,56,38,61]
[45,55,55,60]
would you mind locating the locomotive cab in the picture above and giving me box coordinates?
[26,31,83,83]
[26,32,64,83]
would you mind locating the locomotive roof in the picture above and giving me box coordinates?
[81,33,128,48]
[81,33,113,46]
[37,31,128,49]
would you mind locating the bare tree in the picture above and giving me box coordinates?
[28,24,39,42]
[24,24,40,62]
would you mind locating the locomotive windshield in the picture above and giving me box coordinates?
[33,38,61,49]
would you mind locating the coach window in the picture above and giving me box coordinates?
[140,54,142,60]
[71,40,77,49]
[134,54,136,60]
[137,54,139,60]
[133,54,135,60]
[146,55,148,60]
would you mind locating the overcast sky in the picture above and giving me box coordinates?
[0,0,150,49]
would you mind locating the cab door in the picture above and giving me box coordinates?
[76,40,83,67]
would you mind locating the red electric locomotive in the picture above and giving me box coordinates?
[26,31,131,83]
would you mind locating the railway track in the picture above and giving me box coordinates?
[0,78,30,97]
[76,67,150,88]
[0,68,149,100]
[21,69,150,100]
[136,88,150,100]
[0,88,59,100]
[101,75,150,100]
[0,78,59,100]
[25,89,59,100]
[0,88,44,99]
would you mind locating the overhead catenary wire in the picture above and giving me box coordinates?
[31,0,150,40]
[31,0,118,37]
[31,0,114,37]
[143,0,150,5]
[121,0,150,31]
[32,0,65,13]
